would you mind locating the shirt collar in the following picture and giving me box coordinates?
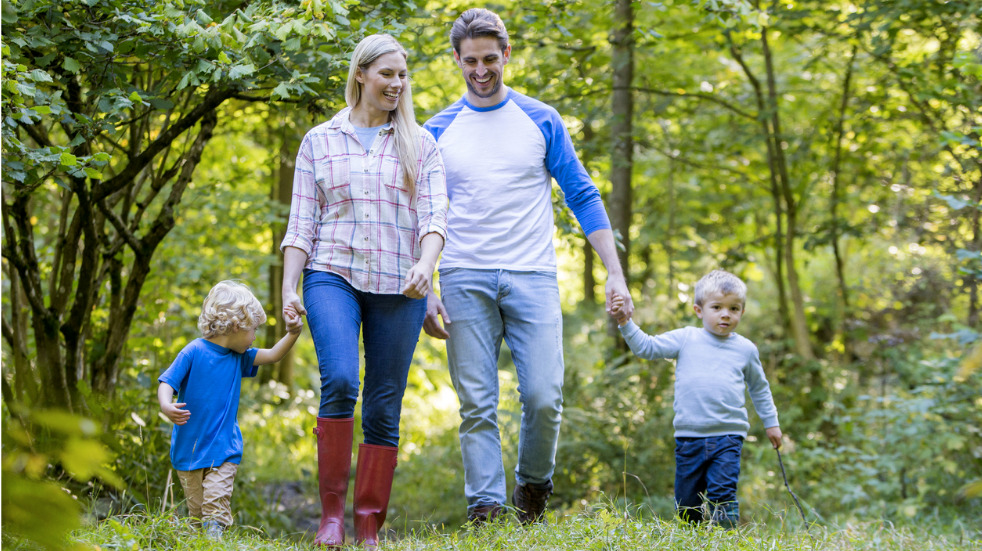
[332,107,395,136]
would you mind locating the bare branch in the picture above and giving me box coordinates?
[633,86,758,121]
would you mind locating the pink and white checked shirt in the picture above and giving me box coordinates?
[281,108,448,294]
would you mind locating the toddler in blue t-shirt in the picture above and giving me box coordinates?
[610,269,784,527]
[157,280,302,537]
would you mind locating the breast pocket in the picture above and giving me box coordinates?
[314,156,352,204]
[381,155,409,193]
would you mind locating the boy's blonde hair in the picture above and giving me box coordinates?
[197,280,267,338]
[694,269,747,306]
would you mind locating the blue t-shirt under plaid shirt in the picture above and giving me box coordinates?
[158,338,259,471]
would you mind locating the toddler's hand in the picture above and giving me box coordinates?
[766,426,783,449]
[609,293,630,326]
[284,310,303,335]
[161,401,190,425]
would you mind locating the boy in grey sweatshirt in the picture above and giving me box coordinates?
[610,269,783,527]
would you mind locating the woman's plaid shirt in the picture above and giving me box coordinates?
[281,108,448,294]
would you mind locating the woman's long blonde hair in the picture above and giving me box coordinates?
[345,34,420,191]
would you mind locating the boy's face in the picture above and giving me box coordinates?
[227,326,257,354]
[694,292,745,337]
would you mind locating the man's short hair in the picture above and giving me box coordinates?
[694,269,747,306]
[450,8,509,54]
[197,280,266,338]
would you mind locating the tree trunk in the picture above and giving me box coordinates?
[581,121,598,304]
[608,0,634,340]
[761,29,814,360]
[830,45,858,359]
[969,168,981,327]
[262,127,299,389]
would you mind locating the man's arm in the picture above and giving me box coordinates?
[586,228,634,319]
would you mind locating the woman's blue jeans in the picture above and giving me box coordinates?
[439,268,564,512]
[303,269,425,447]
[674,435,743,525]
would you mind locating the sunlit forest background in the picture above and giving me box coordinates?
[2,0,980,548]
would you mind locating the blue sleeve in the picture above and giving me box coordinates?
[242,348,259,378]
[424,99,467,142]
[619,322,688,360]
[158,343,194,392]
[744,343,780,428]
[512,92,611,235]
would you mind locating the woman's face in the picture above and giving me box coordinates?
[356,51,408,117]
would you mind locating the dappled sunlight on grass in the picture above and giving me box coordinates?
[70,505,982,550]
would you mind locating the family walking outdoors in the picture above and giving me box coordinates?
[155,7,785,547]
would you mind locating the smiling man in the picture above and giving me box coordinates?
[423,8,633,526]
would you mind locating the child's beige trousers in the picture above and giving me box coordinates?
[177,462,238,526]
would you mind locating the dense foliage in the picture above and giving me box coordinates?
[2,0,980,548]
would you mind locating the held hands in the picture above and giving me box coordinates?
[161,401,190,425]
[609,292,632,326]
[284,308,304,335]
[605,275,633,324]
[766,426,783,449]
[283,290,307,322]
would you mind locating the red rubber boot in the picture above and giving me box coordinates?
[313,417,353,547]
[352,443,398,548]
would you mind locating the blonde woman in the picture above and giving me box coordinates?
[280,34,447,548]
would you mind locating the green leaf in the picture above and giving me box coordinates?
[228,63,256,80]
[62,56,81,73]
[28,69,53,83]
[218,51,232,64]
[128,90,142,102]
[59,152,78,167]
[271,82,292,100]
[0,473,80,550]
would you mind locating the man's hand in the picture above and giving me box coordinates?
[766,426,783,449]
[161,401,190,425]
[422,291,451,339]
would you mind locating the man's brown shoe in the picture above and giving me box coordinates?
[512,480,553,524]
[467,503,503,526]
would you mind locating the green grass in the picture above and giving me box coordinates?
[62,505,981,551]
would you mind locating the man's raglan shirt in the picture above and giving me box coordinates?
[424,87,610,271]
[158,338,259,471]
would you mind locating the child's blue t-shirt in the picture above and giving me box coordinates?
[158,338,259,471]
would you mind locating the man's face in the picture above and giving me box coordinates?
[454,36,510,107]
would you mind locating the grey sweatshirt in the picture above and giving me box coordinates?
[619,321,779,438]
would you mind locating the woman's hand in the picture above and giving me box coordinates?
[402,261,434,299]
[283,290,307,322]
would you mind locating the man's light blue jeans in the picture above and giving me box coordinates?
[439,268,565,513]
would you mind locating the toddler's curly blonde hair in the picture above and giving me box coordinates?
[694,269,747,306]
[197,280,267,338]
